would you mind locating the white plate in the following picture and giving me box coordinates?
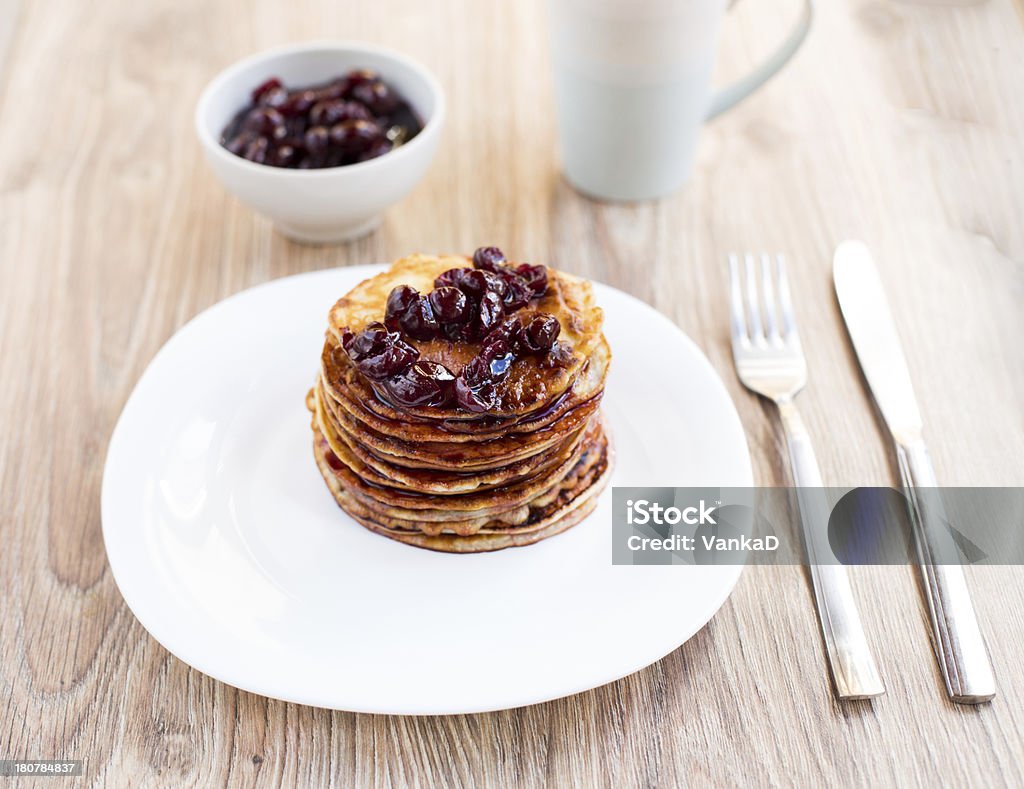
[102,266,752,715]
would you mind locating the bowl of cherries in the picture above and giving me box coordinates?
[195,42,444,243]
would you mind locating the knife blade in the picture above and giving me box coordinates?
[833,240,995,703]
[833,242,923,444]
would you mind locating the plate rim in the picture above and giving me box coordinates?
[101,265,752,715]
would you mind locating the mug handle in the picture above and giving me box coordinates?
[706,0,814,120]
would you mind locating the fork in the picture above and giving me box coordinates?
[729,253,885,700]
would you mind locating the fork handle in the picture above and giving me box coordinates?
[896,440,995,703]
[776,399,885,699]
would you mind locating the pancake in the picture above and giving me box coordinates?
[308,250,613,552]
[319,331,606,444]
[318,416,602,517]
[320,376,602,470]
[312,421,613,549]
[313,383,591,494]
[326,254,604,420]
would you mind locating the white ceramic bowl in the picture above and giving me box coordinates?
[195,42,444,243]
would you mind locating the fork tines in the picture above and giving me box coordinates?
[728,253,798,349]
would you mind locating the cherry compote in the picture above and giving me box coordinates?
[344,247,564,412]
[220,70,423,169]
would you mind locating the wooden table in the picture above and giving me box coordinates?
[3,0,1022,784]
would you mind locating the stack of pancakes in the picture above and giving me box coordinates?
[309,253,612,552]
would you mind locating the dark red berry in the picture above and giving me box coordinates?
[225,130,257,155]
[480,339,514,379]
[269,144,300,167]
[241,107,286,139]
[385,285,419,329]
[385,360,456,408]
[472,246,506,272]
[440,322,463,341]
[356,340,419,381]
[285,115,308,139]
[500,273,532,311]
[350,79,399,115]
[343,69,378,92]
[304,126,330,158]
[316,76,352,101]
[242,136,269,163]
[358,139,392,162]
[515,263,549,297]
[486,317,525,351]
[434,268,466,290]
[399,296,440,340]
[280,89,318,117]
[460,355,490,386]
[252,78,283,104]
[541,342,575,369]
[428,287,469,324]
[329,119,384,156]
[454,374,496,412]
[477,290,505,335]
[344,322,390,361]
[523,314,560,352]
[455,269,490,298]
[482,271,507,298]
[310,99,372,127]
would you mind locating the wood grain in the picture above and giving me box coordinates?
[2,0,1023,785]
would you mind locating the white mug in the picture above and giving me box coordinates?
[549,0,814,201]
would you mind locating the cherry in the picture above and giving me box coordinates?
[358,139,393,162]
[487,317,525,350]
[541,342,575,369]
[241,107,286,139]
[350,79,399,115]
[284,115,308,139]
[224,131,257,156]
[343,69,378,92]
[252,78,283,105]
[357,340,419,381]
[472,246,506,272]
[242,137,269,163]
[398,296,440,340]
[523,314,560,352]
[385,285,419,329]
[481,338,514,379]
[310,99,371,127]
[280,89,318,117]
[269,144,300,167]
[329,119,384,156]
[500,273,532,311]
[477,290,505,334]
[343,322,391,361]
[386,361,456,407]
[515,263,549,297]
[454,375,496,412]
[454,269,489,298]
[461,291,504,341]
[316,76,352,101]
[303,126,330,158]
[428,287,469,323]
[482,271,507,298]
[434,268,466,290]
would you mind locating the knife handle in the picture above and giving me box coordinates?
[777,400,885,699]
[896,440,995,703]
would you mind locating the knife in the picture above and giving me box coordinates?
[833,240,995,704]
